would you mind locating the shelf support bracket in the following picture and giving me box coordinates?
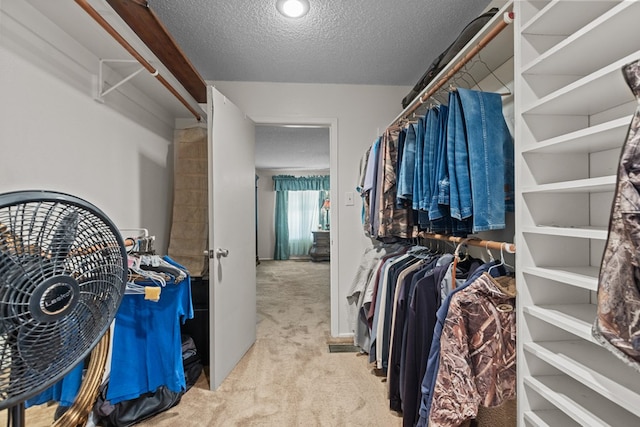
[95,59,149,102]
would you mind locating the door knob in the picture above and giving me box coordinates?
[216,248,229,258]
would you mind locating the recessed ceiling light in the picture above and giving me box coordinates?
[276,0,310,18]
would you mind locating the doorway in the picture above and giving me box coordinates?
[253,116,339,336]
[255,125,329,259]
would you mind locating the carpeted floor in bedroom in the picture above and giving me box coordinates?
[18,260,402,426]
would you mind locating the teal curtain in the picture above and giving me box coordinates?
[273,175,329,260]
[273,175,330,191]
[274,190,289,260]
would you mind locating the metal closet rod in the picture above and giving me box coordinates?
[419,232,516,253]
[394,10,515,126]
[74,0,203,121]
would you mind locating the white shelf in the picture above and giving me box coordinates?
[521,0,616,37]
[522,266,598,291]
[523,340,640,418]
[522,1,640,76]
[521,115,631,154]
[523,304,597,343]
[521,175,616,194]
[523,409,580,427]
[516,1,640,424]
[523,375,639,426]
[522,225,608,240]
[522,51,639,116]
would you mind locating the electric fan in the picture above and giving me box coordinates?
[0,190,127,426]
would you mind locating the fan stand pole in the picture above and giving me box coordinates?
[9,403,25,427]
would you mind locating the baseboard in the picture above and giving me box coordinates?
[325,333,355,345]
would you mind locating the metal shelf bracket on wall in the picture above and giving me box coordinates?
[93,58,151,102]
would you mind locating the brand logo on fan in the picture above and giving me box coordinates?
[42,283,74,315]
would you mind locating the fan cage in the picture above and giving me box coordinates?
[0,191,127,410]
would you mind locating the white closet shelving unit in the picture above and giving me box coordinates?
[515,0,640,425]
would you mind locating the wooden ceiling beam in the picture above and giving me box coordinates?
[106,0,207,103]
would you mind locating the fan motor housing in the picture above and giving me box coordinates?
[30,275,80,322]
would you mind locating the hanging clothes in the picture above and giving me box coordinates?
[107,256,193,404]
[347,236,516,427]
[25,362,84,410]
[416,260,510,426]
[370,89,514,239]
[427,273,516,427]
[456,88,512,232]
[447,90,474,235]
[399,254,455,426]
[397,123,418,208]
[370,252,413,367]
[376,129,415,240]
[395,253,484,426]
[354,80,517,426]
[593,58,640,371]
[362,137,381,237]
[347,243,404,350]
[376,253,424,370]
[387,255,434,411]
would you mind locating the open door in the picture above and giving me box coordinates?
[207,86,256,389]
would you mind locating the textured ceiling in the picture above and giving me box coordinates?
[148,0,494,86]
[147,0,496,171]
[255,125,330,170]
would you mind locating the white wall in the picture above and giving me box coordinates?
[3,2,411,337]
[256,168,329,260]
[0,2,176,252]
[214,81,409,336]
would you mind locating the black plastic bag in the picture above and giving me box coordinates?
[93,383,183,427]
[401,8,499,108]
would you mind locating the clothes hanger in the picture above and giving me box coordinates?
[454,239,468,262]
[499,242,515,272]
[128,255,167,287]
[465,65,484,91]
[451,238,473,290]
[139,255,187,282]
[453,65,476,90]
[408,113,420,123]
[125,280,162,301]
[434,92,450,105]
[487,243,514,276]
[485,241,496,262]
[476,53,512,97]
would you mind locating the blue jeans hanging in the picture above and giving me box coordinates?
[457,88,511,232]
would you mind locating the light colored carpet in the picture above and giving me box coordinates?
[12,260,402,426]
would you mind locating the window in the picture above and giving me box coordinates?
[287,190,320,256]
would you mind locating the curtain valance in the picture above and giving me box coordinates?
[272,175,330,191]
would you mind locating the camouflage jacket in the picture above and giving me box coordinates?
[376,129,415,239]
[429,273,516,427]
[593,58,640,369]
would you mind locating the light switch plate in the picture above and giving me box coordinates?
[345,192,354,206]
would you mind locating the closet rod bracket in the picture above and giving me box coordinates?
[94,59,150,102]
